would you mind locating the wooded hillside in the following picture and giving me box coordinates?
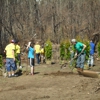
[0,0,100,54]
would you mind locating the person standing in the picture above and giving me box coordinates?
[71,39,86,73]
[88,40,95,68]
[4,39,18,78]
[40,44,45,63]
[34,42,41,65]
[27,42,35,75]
[15,40,22,69]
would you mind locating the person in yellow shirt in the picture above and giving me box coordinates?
[34,42,41,64]
[40,44,45,63]
[4,39,18,78]
[15,40,22,68]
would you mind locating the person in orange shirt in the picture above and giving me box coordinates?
[34,42,41,64]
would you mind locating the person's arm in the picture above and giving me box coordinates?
[74,52,78,58]
[12,49,15,61]
[4,50,6,53]
[77,44,86,57]
[81,44,86,53]
[26,42,31,49]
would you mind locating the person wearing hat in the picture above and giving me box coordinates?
[71,39,86,73]
[4,39,18,78]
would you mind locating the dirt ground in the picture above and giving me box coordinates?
[0,59,100,100]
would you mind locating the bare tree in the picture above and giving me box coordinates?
[1,0,100,54]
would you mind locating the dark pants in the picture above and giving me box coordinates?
[36,53,40,64]
[17,53,21,66]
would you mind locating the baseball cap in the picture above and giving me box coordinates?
[11,39,15,43]
[71,39,76,43]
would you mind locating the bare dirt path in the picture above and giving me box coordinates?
[0,62,100,100]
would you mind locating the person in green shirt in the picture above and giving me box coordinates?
[71,39,86,73]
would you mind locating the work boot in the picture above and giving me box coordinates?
[77,68,80,72]
[77,68,83,75]
[89,64,91,67]
[79,68,83,72]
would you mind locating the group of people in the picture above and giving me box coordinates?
[4,39,45,78]
[71,38,95,74]
[4,38,95,78]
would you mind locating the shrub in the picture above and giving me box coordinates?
[60,41,66,60]
[64,40,70,60]
[83,40,90,60]
[44,40,52,60]
[60,40,70,60]
[97,42,100,57]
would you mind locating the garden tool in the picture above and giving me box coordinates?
[60,51,83,70]
[60,57,76,71]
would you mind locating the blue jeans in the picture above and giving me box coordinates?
[76,53,86,69]
[36,53,40,64]
[88,55,94,66]
[6,58,16,71]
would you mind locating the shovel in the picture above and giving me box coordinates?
[60,57,76,71]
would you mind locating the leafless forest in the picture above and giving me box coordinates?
[0,0,100,54]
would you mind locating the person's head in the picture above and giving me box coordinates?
[71,39,77,45]
[90,39,94,43]
[10,39,15,43]
[15,40,20,44]
[41,44,44,48]
[36,41,39,44]
[36,41,40,45]
[28,42,34,48]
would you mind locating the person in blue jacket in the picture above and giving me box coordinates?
[88,39,95,68]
